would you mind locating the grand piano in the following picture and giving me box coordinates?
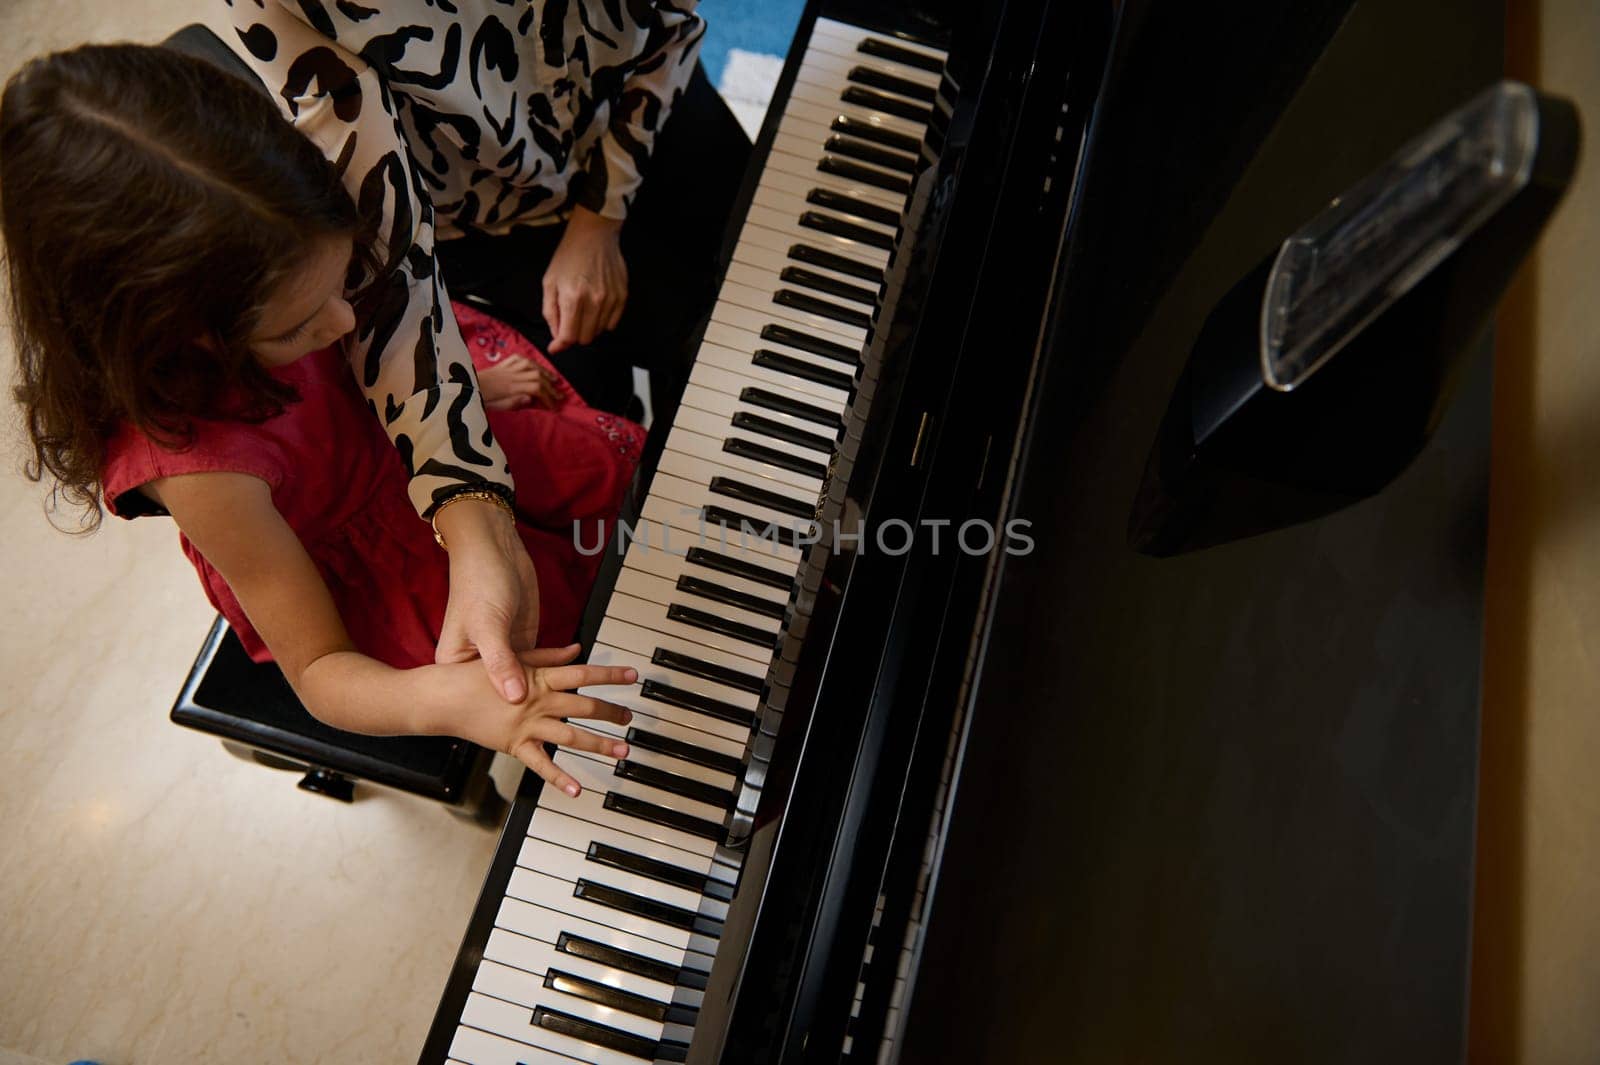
[420,0,1526,1061]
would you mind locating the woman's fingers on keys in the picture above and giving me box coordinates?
[542,663,638,692]
[514,739,582,798]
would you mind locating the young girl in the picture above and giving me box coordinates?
[2,43,646,799]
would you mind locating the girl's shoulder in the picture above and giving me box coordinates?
[101,413,289,520]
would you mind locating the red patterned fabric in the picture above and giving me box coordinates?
[101,303,643,668]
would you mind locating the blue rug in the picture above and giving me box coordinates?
[697,0,807,85]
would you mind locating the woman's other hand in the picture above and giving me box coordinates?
[542,206,627,354]
[427,645,637,797]
[433,497,541,701]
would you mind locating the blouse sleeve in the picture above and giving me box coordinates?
[222,4,514,518]
[573,2,706,221]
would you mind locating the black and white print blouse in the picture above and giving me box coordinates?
[220,0,705,515]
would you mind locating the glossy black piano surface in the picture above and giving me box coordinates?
[425,0,1507,1060]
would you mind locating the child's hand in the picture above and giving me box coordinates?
[434,643,637,797]
[479,355,559,411]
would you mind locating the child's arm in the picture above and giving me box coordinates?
[145,471,631,798]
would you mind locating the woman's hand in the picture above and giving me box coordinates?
[423,645,637,797]
[543,206,627,354]
[433,497,541,702]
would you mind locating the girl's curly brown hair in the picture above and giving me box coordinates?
[1,43,379,530]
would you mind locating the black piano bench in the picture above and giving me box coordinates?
[171,616,505,824]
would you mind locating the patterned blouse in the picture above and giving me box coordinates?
[219,0,705,515]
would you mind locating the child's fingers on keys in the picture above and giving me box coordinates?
[550,721,629,760]
[551,692,633,727]
[517,643,582,669]
[514,739,583,798]
[541,663,638,692]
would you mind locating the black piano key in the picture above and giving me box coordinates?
[739,386,843,430]
[760,322,860,365]
[805,187,902,231]
[799,209,898,251]
[788,242,884,284]
[666,603,775,651]
[823,134,917,175]
[731,411,836,455]
[752,348,855,391]
[626,726,744,778]
[846,64,939,103]
[575,877,725,938]
[614,757,737,810]
[818,154,911,195]
[650,648,765,695]
[708,474,817,521]
[601,793,723,844]
[532,1005,660,1061]
[781,263,879,306]
[857,36,944,74]
[639,678,755,728]
[556,931,682,987]
[701,504,802,548]
[588,841,711,895]
[685,545,794,591]
[545,968,669,1023]
[723,437,829,479]
[664,1004,700,1028]
[841,85,933,124]
[702,875,734,903]
[775,289,872,330]
[658,1039,691,1063]
[829,114,923,155]
[675,965,709,993]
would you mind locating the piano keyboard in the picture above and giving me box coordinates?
[433,18,948,1065]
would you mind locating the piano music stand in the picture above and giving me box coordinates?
[171,616,504,823]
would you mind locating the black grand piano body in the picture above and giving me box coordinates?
[426,0,1507,1060]
[698,1,1502,1063]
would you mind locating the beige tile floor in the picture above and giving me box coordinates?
[0,11,521,1065]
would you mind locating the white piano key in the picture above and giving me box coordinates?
[603,589,775,664]
[758,147,906,210]
[474,959,667,1043]
[622,544,791,616]
[612,567,781,637]
[566,688,748,763]
[741,202,892,266]
[811,17,948,65]
[796,42,944,90]
[460,991,648,1065]
[518,836,705,913]
[529,805,716,872]
[662,424,826,495]
[482,927,680,1002]
[637,495,805,568]
[506,866,693,952]
[622,515,801,577]
[643,478,816,560]
[749,175,900,241]
[731,215,888,280]
[552,751,729,829]
[702,316,865,381]
[691,339,853,407]
[567,735,739,795]
[782,96,929,159]
[786,78,928,134]
[494,895,686,969]
[678,382,839,442]
[717,278,869,347]
[731,233,889,296]
[449,1022,596,1065]
[593,620,769,696]
[756,152,909,223]
[535,774,722,858]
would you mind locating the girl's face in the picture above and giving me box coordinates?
[248,235,357,367]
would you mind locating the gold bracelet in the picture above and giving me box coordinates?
[430,489,514,550]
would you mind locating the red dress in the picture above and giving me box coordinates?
[101,303,643,669]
